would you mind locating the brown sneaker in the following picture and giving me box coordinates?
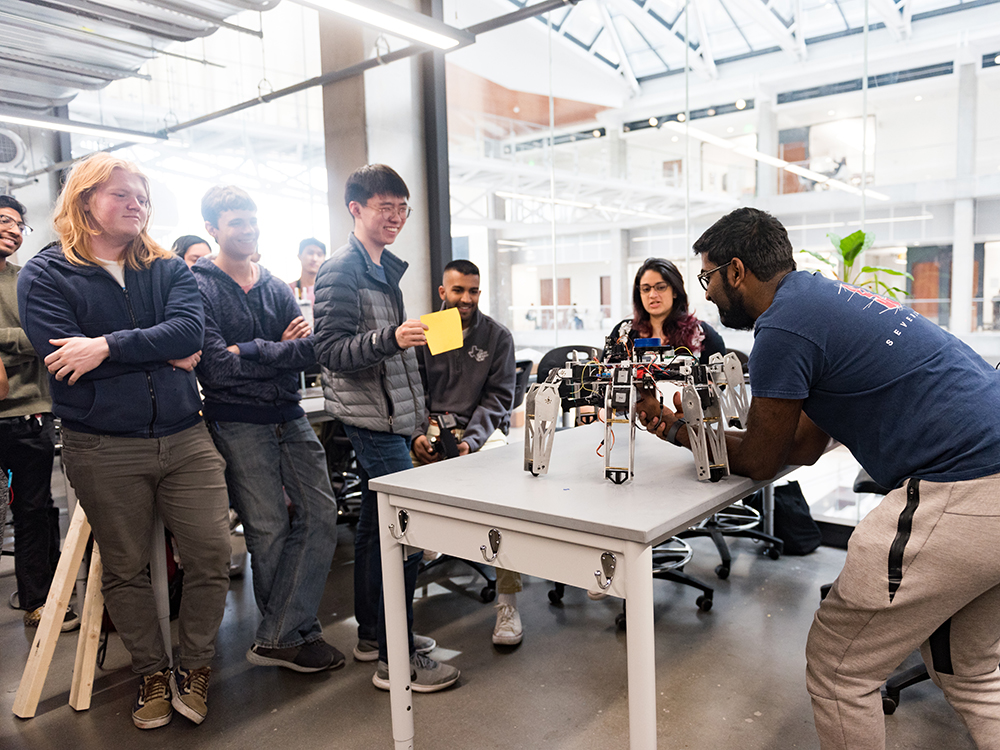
[132,669,173,729]
[23,604,81,633]
[171,666,211,724]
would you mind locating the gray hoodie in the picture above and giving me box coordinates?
[414,307,515,452]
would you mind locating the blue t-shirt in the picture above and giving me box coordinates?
[749,271,1000,489]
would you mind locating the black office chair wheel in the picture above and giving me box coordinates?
[766,546,781,560]
[548,582,565,605]
[714,564,730,580]
[881,691,898,715]
[696,594,713,612]
[481,585,496,603]
[615,612,627,631]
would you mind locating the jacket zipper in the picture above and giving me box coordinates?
[380,362,394,427]
[122,286,158,438]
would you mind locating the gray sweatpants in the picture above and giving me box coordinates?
[62,423,231,674]
[806,471,1000,750]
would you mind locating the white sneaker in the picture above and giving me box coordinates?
[492,603,523,646]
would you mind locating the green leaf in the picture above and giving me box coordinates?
[800,249,835,267]
[860,265,914,280]
[839,230,867,265]
[861,232,876,252]
[826,232,843,252]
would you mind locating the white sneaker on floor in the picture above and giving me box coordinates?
[492,603,523,646]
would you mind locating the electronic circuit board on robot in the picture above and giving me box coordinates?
[523,323,749,484]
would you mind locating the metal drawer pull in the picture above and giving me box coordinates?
[595,551,617,590]
[480,528,502,562]
[388,509,409,540]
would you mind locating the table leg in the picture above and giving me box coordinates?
[624,541,657,750]
[762,484,775,537]
[378,492,414,750]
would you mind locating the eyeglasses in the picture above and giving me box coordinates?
[0,214,32,235]
[368,204,412,220]
[639,282,671,296]
[697,260,734,290]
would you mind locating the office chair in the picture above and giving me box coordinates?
[418,359,536,604]
[316,419,363,526]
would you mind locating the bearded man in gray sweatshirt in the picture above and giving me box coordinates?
[411,260,518,646]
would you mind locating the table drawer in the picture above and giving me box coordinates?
[384,498,628,598]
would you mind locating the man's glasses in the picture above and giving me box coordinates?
[697,260,733,290]
[639,282,670,296]
[368,204,412,220]
[0,215,32,235]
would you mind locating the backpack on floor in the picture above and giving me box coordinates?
[747,481,822,556]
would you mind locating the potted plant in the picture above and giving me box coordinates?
[801,230,912,300]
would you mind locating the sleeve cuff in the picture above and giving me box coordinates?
[239,341,260,361]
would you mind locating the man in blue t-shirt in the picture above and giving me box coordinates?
[637,207,1000,750]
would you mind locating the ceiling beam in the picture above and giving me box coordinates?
[725,0,806,61]
[868,0,911,41]
[690,0,719,79]
[607,0,714,79]
[597,1,641,94]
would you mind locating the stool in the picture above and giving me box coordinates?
[13,505,172,718]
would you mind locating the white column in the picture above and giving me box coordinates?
[950,62,977,333]
[756,97,777,199]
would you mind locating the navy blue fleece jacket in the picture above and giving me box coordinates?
[192,257,315,424]
[17,247,204,438]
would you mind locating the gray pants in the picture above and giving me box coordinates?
[62,423,231,674]
[806,472,1000,750]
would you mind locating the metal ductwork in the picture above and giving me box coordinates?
[0,0,280,110]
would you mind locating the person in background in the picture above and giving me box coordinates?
[313,164,459,693]
[609,257,726,365]
[193,185,343,675]
[0,194,79,633]
[171,234,212,269]
[17,153,230,731]
[410,260,519,646]
[290,238,326,307]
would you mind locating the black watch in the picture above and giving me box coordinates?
[665,418,687,446]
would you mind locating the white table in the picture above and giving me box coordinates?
[372,423,783,750]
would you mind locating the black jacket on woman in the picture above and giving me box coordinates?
[608,318,726,366]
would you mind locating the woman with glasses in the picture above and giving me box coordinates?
[609,257,726,365]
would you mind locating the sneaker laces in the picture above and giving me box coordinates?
[495,603,517,630]
[410,650,437,672]
[180,667,211,699]
[141,671,171,704]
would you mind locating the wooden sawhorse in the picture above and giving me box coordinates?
[13,503,172,718]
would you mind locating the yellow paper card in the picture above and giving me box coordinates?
[421,307,463,355]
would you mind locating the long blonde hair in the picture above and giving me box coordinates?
[53,153,173,269]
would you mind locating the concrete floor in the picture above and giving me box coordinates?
[0,470,977,750]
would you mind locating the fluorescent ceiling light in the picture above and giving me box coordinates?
[496,239,527,247]
[297,0,474,50]
[0,108,166,144]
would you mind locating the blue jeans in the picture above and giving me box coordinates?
[209,417,338,649]
[344,424,421,663]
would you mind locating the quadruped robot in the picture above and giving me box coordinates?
[523,323,750,484]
